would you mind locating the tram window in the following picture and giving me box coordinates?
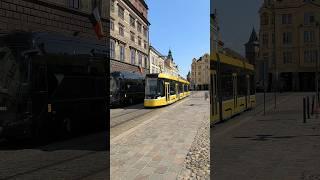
[179,83,183,93]
[158,79,165,97]
[221,73,233,100]
[170,80,175,95]
[184,84,188,92]
[238,73,247,97]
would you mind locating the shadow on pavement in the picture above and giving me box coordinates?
[233,134,320,141]
[110,102,144,109]
[0,131,108,152]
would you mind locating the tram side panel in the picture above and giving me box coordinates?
[210,58,256,124]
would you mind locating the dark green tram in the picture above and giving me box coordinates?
[0,32,107,140]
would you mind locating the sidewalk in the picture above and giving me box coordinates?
[212,93,320,180]
[110,91,209,180]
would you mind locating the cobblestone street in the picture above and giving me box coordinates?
[212,93,320,180]
[110,91,210,180]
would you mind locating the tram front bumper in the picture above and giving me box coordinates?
[144,98,166,107]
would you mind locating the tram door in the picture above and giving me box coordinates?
[165,82,170,102]
[246,75,250,109]
[211,70,218,117]
[176,83,179,99]
[232,73,237,110]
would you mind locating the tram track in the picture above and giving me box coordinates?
[2,151,100,180]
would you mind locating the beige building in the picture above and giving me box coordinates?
[191,53,210,90]
[164,50,179,76]
[149,46,165,74]
[109,0,150,73]
[259,0,320,91]
[0,0,110,41]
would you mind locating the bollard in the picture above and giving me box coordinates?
[312,95,315,116]
[303,97,306,123]
[307,96,310,119]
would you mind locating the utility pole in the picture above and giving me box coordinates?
[263,59,266,115]
[317,23,319,105]
[272,2,277,110]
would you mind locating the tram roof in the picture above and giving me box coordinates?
[211,53,254,71]
[146,73,190,84]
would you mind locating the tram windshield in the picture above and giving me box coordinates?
[0,47,19,97]
[145,78,158,96]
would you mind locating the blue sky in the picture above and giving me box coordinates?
[213,0,262,55]
[146,0,210,78]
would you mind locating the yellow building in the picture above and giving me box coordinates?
[259,0,320,91]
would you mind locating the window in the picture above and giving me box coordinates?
[283,51,292,64]
[304,12,315,25]
[137,22,142,33]
[144,56,148,68]
[118,5,124,20]
[138,52,142,66]
[272,33,275,44]
[261,13,269,25]
[111,0,115,12]
[283,32,292,45]
[110,39,115,59]
[304,50,318,63]
[143,27,148,37]
[144,41,147,49]
[130,15,135,27]
[119,24,124,36]
[262,33,269,47]
[282,14,292,24]
[110,19,114,31]
[119,44,125,61]
[130,49,135,64]
[138,37,141,46]
[69,0,80,9]
[130,32,135,42]
[304,31,315,42]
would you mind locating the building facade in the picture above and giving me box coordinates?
[109,0,150,74]
[149,46,165,74]
[211,9,224,55]
[259,0,320,91]
[191,53,210,90]
[0,0,108,39]
[164,50,179,76]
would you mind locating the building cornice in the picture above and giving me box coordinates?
[260,1,320,13]
[150,46,165,57]
[138,0,148,10]
[122,0,150,26]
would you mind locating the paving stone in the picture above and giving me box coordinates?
[111,91,209,179]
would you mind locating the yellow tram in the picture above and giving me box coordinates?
[144,73,190,107]
[210,53,256,124]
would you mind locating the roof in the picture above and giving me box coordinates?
[247,28,258,43]
[146,73,190,84]
[211,53,254,71]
